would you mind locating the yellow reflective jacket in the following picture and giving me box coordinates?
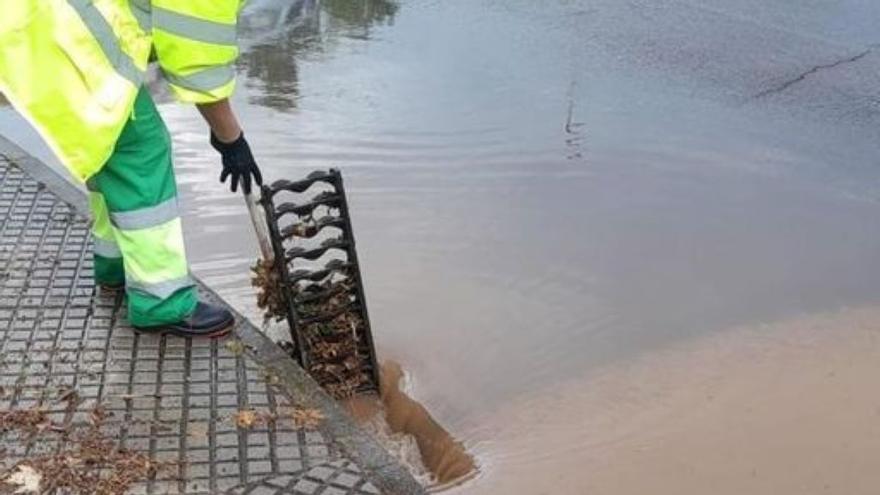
[0,0,243,181]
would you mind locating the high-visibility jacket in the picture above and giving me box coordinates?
[0,0,243,182]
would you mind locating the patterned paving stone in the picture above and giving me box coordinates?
[0,155,399,494]
[229,461,383,495]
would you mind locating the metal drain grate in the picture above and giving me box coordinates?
[260,170,380,397]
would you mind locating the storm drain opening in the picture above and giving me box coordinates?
[256,169,381,398]
[252,169,477,488]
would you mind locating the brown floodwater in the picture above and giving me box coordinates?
[345,362,477,488]
[4,0,880,493]
[457,305,880,495]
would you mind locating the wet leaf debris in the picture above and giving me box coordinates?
[230,406,325,431]
[0,403,175,495]
[251,257,286,324]
[257,170,381,399]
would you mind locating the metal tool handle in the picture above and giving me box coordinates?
[244,190,274,262]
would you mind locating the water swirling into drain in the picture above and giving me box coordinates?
[344,361,478,491]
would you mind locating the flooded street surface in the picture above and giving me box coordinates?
[5,0,880,492]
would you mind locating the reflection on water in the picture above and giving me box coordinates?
[320,0,398,32]
[237,0,398,111]
[236,0,316,110]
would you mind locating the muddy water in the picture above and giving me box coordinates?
[470,306,880,495]
[4,0,880,492]
[345,362,476,488]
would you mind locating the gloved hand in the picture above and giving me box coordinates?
[210,132,263,194]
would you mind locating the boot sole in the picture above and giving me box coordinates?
[133,319,235,339]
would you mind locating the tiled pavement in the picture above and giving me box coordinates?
[0,143,424,495]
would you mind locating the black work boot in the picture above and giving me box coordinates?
[133,302,234,338]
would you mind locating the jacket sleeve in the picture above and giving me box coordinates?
[150,0,243,103]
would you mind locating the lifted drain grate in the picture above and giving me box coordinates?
[260,170,380,397]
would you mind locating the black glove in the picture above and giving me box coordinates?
[210,132,263,194]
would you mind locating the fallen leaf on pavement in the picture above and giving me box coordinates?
[234,409,258,429]
[291,408,324,429]
[4,465,42,494]
[0,409,48,435]
[89,406,109,427]
[260,368,280,385]
[224,340,245,356]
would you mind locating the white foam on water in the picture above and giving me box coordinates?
[361,412,435,487]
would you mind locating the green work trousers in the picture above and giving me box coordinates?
[87,87,197,326]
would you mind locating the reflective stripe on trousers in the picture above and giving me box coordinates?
[90,193,195,298]
[88,86,197,326]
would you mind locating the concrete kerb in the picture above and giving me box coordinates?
[0,135,88,213]
[205,285,426,495]
[0,133,427,495]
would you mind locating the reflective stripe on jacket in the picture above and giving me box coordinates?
[143,0,243,103]
[0,0,243,181]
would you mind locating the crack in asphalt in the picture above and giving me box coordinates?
[754,45,879,99]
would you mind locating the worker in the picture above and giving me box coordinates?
[0,0,263,338]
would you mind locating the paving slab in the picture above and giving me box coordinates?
[0,135,425,495]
